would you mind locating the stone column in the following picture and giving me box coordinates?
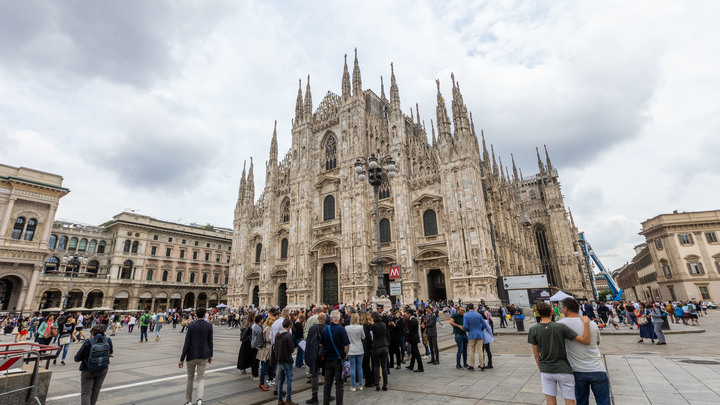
[0,196,17,237]
[23,264,43,313]
[150,298,156,312]
[40,203,59,243]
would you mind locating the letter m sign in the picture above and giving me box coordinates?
[389,266,401,280]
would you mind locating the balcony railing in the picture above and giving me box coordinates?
[42,271,110,279]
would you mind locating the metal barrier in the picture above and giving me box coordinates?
[0,343,60,404]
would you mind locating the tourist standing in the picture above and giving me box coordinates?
[76,312,87,341]
[637,303,656,343]
[463,303,487,371]
[425,307,439,365]
[74,324,113,405]
[37,315,57,345]
[138,311,151,343]
[558,298,610,405]
[345,313,365,392]
[528,302,591,405]
[179,307,213,405]
[404,308,423,372]
[480,311,494,369]
[294,312,306,369]
[54,315,77,366]
[370,311,389,391]
[449,306,468,369]
[256,314,276,392]
[304,312,328,404]
[128,315,136,333]
[237,314,256,375]
[651,303,667,345]
[321,310,349,405]
[275,318,297,405]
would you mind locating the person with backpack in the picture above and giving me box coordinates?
[74,324,113,405]
[154,308,167,341]
[179,307,213,405]
[138,311,151,343]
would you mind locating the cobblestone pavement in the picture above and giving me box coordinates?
[42,311,719,404]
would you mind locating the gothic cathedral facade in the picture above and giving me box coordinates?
[229,51,592,308]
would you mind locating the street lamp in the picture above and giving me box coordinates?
[62,254,87,311]
[354,153,398,298]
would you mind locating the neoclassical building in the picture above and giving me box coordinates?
[0,164,68,313]
[229,51,591,308]
[35,212,232,312]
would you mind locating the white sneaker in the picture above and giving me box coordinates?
[268,379,276,387]
[350,387,356,392]
[197,400,203,405]
[359,386,364,391]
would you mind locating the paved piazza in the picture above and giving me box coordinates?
[28,312,719,405]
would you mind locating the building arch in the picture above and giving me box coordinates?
[84,290,104,308]
[533,224,556,286]
[323,195,335,221]
[120,260,133,279]
[0,275,24,311]
[281,197,290,223]
[38,288,62,310]
[379,218,391,243]
[44,256,60,273]
[280,238,289,259]
[48,235,58,249]
[322,131,338,170]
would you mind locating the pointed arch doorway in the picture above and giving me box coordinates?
[252,286,260,307]
[427,269,447,301]
[278,283,287,308]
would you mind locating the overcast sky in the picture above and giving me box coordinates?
[1,1,718,271]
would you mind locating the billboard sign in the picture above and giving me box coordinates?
[503,274,548,290]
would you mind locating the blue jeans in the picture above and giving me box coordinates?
[295,339,305,367]
[140,325,148,341]
[454,334,468,367]
[260,361,269,385]
[348,354,364,387]
[278,362,293,401]
[574,371,611,405]
[155,323,163,337]
[56,343,70,360]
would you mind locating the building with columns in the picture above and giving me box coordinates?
[34,212,232,312]
[229,51,592,309]
[0,164,68,313]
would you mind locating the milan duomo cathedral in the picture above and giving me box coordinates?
[228,51,592,309]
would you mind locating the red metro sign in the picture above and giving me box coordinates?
[389,266,401,280]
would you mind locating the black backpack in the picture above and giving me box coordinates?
[87,336,111,372]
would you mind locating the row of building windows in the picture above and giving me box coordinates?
[145,269,228,284]
[49,235,107,253]
[149,245,229,263]
[11,217,37,241]
[151,234,229,250]
[655,232,719,249]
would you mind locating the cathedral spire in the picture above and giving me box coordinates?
[491,144,499,175]
[304,75,312,121]
[269,120,278,163]
[536,146,546,175]
[415,103,421,125]
[435,79,452,145]
[450,73,471,138]
[481,130,489,162]
[341,54,350,101]
[246,157,255,206]
[238,160,247,201]
[511,153,519,181]
[294,79,303,124]
[544,144,553,172]
[380,76,386,100]
[352,48,362,97]
[389,63,401,113]
[431,119,437,146]
[499,156,506,183]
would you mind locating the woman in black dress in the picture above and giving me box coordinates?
[370,311,390,391]
[236,313,257,376]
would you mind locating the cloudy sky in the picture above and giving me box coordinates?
[1,1,718,271]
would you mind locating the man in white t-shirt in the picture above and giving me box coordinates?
[558,298,610,405]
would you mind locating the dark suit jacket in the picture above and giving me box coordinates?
[407,316,420,345]
[180,319,213,362]
[304,322,326,373]
[426,313,437,337]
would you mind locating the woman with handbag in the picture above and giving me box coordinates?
[54,315,77,365]
[37,315,58,345]
[637,303,656,344]
[256,315,275,391]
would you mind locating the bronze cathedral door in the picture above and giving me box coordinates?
[322,263,338,306]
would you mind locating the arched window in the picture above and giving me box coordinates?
[282,199,290,223]
[280,238,289,259]
[44,256,60,273]
[378,178,390,199]
[24,219,37,241]
[48,235,57,249]
[162,270,169,281]
[325,136,337,170]
[97,241,106,253]
[534,225,556,286]
[190,273,196,283]
[176,272,183,282]
[86,260,99,274]
[255,243,262,263]
[58,236,68,250]
[88,239,97,253]
[323,195,335,221]
[11,217,25,239]
[225,274,229,284]
[380,218,391,243]
[120,260,133,279]
[68,237,78,250]
[123,240,131,253]
[214,273,219,284]
[423,209,438,236]
[131,241,139,254]
[146,269,154,280]
[202,273,208,284]
[78,238,88,251]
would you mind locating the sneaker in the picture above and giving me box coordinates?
[185,402,191,405]
[268,379,276,387]
[350,387,356,392]
[359,386,364,391]
[251,376,259,380]
[456,365,463,369]
[197,401,203,405]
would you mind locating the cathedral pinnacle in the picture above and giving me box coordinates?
[352,48,362,97]
[416,103,421,125]
[536,146,546,175]
[341,54,351,101]
[544,144,553,172]
[269,120,278,162]
[511,153,519,181]
[435,79,452,144]
[431,119,437,146]
[491,144,499,176]
[389,63,401,113]
[294,79,303,124]
[304,75,312,121]
[246,157,255,205]
[499,156,506,183]
[481,130,489,162]
[380,76,386,100]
